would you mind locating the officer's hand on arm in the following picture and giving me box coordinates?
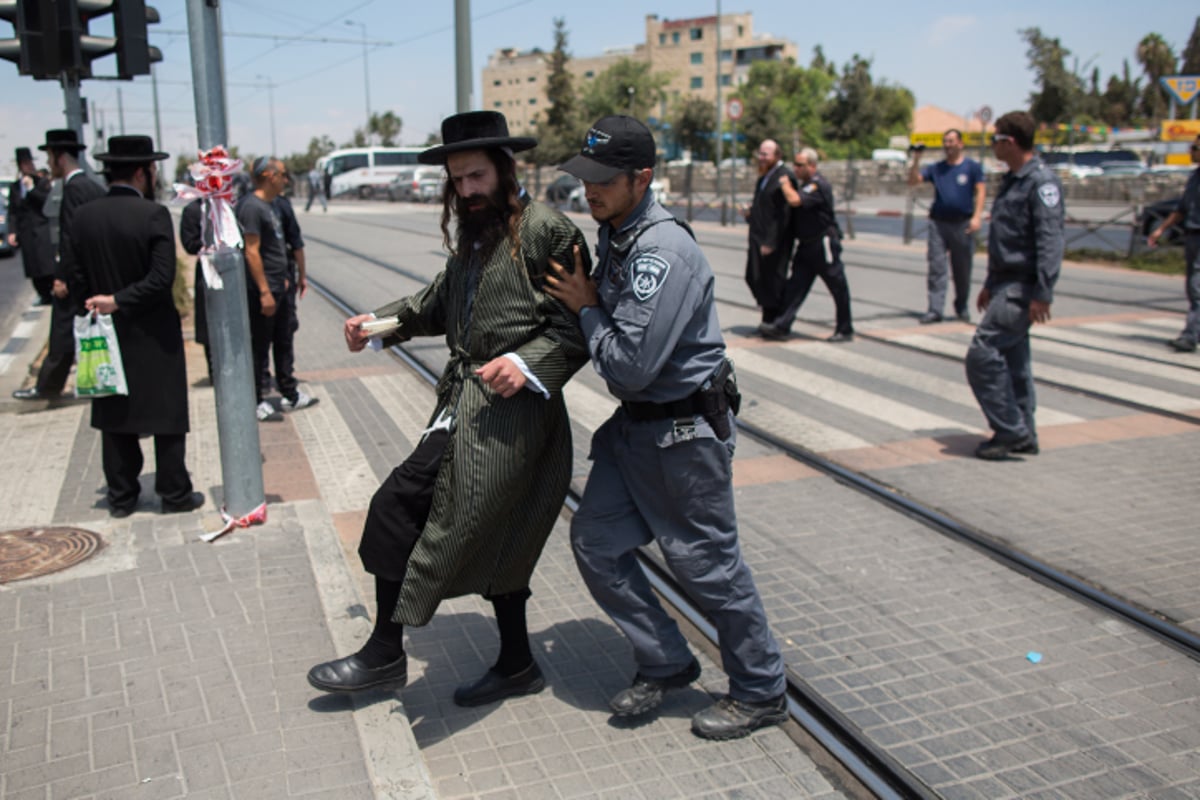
[779,174,801,207]
[475,357,527,398]
[976,287,990,313]
[85,295,117,315]
[1029,299,1051,325]
[545,245,598,315]
[344,313,373,353]
[52,279,68,299]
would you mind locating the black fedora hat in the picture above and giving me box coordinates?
[38,129,86,152]
[94,135,169,163]
[15,147,34,162]
[418,111,536,165]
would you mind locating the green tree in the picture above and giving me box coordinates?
[1019,27,1085,126]
[369,111,403,146]
[734,58,834,160]
[1181,17,1200,74]
[1101,60,1141,127]
[669,95,716,162]
[1136,33,1177,122]
[534,17,581,166]
[821,55,912,159]
[578,58,670,125]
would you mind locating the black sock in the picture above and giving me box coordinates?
[356,577,405,668]
[490,589,533,676]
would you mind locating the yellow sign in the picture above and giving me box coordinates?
[1161,119,1200,142]
[1160,75,1200,106]
[911,130,1060,147]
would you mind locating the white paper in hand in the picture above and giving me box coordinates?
[360,316,401,338]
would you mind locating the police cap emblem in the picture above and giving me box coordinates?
[629,254,670,302]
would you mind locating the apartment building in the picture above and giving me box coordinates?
[482,11,796,134]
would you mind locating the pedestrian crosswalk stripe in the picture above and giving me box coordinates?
[1033,329,1200,386]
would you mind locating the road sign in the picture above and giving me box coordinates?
[726,99,743,121]
[979,105,992,124]
[1160,75,1199,106]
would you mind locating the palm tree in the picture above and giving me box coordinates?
[1136,33,1177,122]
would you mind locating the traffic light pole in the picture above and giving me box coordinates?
[185,0,265,522]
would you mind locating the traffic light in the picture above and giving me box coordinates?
[0,0,62,79]
[58,0,161,79]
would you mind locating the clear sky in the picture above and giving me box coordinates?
[2,0,1196,175]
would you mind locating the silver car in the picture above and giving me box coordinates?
[387,166,445,203]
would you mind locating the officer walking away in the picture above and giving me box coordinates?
[6,147,55,307]
[304,166,327,213]
[741,139,793,328]
[13,130,105,401]
[1146,134,1200,353]
[908,129,987,324]
[966,111,1063,460]
[546,115,788,741]
[763,148,854,342]
[237,156,316,421]
[68,135,204,517]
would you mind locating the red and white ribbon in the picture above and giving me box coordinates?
[172,145,244,290]
[199,501,268,543]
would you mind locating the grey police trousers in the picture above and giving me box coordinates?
[965,281,1037,442]
[570,409,787,703]
[927,217,975,317]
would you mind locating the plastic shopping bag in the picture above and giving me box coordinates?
[74,313,129,397]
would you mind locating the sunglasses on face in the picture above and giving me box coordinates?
[991,134,1014,145]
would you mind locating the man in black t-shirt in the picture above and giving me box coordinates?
[237,156,317,421]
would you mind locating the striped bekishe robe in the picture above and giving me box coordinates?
[371,200,591,625]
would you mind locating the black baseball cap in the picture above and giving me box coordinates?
[559,115,656,183]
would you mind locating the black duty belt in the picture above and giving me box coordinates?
[622,393,713,422]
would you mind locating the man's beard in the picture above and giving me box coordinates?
[455,188,510,261]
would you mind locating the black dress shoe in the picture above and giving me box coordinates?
[1169,336,1197,353]
[609,657,701,717]
[453,661,545,707]
[757,323,788,341]
[975,434,1036,460]
[308,653,408,693]
[826,331,854,343]
[110,505,135,519]
[919,311,942,324]
[12,387,58,401]
[161,491,205,514]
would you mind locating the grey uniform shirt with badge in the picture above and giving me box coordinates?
[1175,166,1200,232]
[578,191,725,404]
[985,157,1064,303]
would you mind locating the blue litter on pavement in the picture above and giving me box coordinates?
[1026,651,1043,664]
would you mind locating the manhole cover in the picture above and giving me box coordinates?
[0,527,105,583]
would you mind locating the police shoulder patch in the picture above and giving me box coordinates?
[1038,183,1060,208]
[629,253,671,302]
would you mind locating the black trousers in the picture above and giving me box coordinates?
[770,238,854,335]
[102,432,192,511]
[248,288,297,402]
[358,430,449,583]
[32,275,54,303]
[35,294,76,394]
[745,244,791,323]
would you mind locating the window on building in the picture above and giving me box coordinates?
[720,74,732,86]
[528,76,536,82]
[690,52,703,65]
[659,33,666,45]
[690,28,703,41]
[720,49,732,62]
[585,70,594,78]
[737,25,744,36]
[494,101,502,108]
[672,31,680,44]
[529,98,537,104]
[690,76,703,89]
[493,79,501,86]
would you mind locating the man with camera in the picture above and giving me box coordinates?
[908,129,987,324]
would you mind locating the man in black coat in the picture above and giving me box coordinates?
[6,147,55,306]
[742,139,793,326]
[13,130,105,400]
[68,135,203,518]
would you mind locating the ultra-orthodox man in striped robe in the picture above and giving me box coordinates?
[308,112,591,708]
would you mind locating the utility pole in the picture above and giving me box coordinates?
[454,0,472,112]
[185,0,265,522]
[714,0,725,226]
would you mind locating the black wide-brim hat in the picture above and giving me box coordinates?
[419,111,536,165]
[38,129,86,152]
[15,147,34,162]
[94,135,169,163]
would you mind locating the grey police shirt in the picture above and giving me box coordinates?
[985,157,1064,304]
[1175,166,1200,232]
[578,192,726,404]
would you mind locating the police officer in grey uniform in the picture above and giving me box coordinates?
[966,111,1063,460]
[1147,134,1200,353]
[545,116,787,741]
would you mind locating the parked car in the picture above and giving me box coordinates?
[0,181,12,258]
[1098,161,1147,176]
[1139,197,1183,246]
[544,175,580,205]
[386,166,445,203]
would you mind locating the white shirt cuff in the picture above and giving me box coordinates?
[503,353,549,398]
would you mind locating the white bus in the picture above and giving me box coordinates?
[319,146,424,199]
